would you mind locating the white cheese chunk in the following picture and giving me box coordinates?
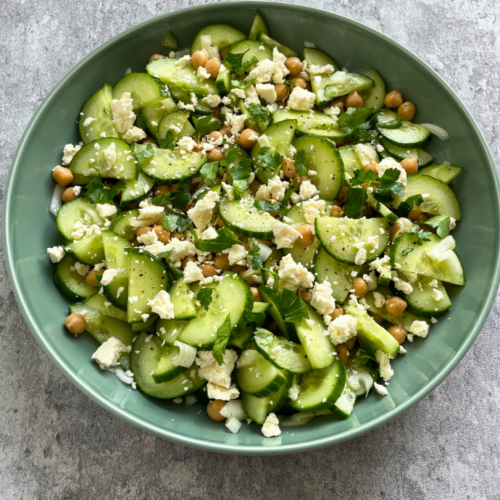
[328,314,358,345]
[147,290,175,319]
[92,337,131,370]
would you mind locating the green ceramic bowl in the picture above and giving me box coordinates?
[4,2,500,454]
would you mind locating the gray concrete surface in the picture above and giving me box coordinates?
[1,0,499,498]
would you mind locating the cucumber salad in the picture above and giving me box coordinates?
[46,13,464,439]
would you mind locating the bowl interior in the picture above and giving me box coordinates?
[4,2,500,454]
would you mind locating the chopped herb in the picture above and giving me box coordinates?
[248,106,273,128]
[161,207,192,233]
[410,224,432,245]
[231,78,256,90]
[232,178,249,200]
[229,163,253,180]
[336,107,376,142]
[254,328,274,347]
[219,149,240,167]
[255,146,283,173]
[190,227,240,252]
[135,143,155,161]
[262,286,309,324]
[135,114,148,132]
[278,186,298,217]
[158,130,176,150]
[193,114,221,137]
[395,194,424,218]
[401,248,414,257]
[200,161,220,184]
[254,199,281,212]
[196,287,214,311]
[83,176,125,204]
[247,245,264,270]
[344,187,368,219]
[294,148,307,177]
[212,314,233,365]
[247,311,266,324]
[425,215,451,239]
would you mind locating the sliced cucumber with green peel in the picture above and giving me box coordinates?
[53,255,98,302]
[292,136,344,200]
[331,385,356,419]
[157,110,191,144]
[249,13,268,40]
[391,232,465,286]
[391,174,461,221]
[82,293,127,322]
[120,173,155,206]
[191,24,245,53]
[219,192,275,238]
[251,119,297,184]
[256,32,297,57]
[254,335,312,374]
[78,84,118,144]
[377,109,431,148]
[69,138,138,185]
[235,349,288,397]
[346,355,377,398]
[147,57,218,96]
[142,98,177,138]
[108,209,139,241]
[303,47,339,70]
[169,87,211,116]
[169,278,197,320]
[313,247,361,304]
[229,324,254,350]
[131,332,206,399]
[215,64,230,95]
[131,314,156,332]
[112,73,169,109]
[290,359,345,412]
[126,248,170,324]
[225,39,272,70]
[355,67,386,112]
[316,216,389,265]
[258,286,298,342]
[66,234,105,265]
[152,345,187,384]
[380,138,434,167]
[323,72,374,105]
[157,318,188,346]
[56,198,105,242]
[179,274,252,348]
[272,109,347,141]
[419,164,464,184]
[296,303,336,369]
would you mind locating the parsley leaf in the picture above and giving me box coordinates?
[401,248,414,257]
[219,149,240,167]
[344,187,368,218]
[231,79,255,90]
[254,199,281,212]
[262,286,309,324]
[247,245,264,270]
[200,161,220,183]
[278,186,298,217]
[254,328,274,348]
[247,311,266,324]
[262,269,280,293]
[336,107,376,142]
[229,163,253,180]
[193,114,221,137]
[212,314,232,365]
[83,176,125,204]
[248,106,272,129]
[135,143,155,161]
[349,168,377,186]
[395,194,424,218]
[158,130,176,150]
[190,227,240,252]
[232,179,249,200]
[152,190,192,210]
[255,146,283,173]
[294,148,307,177]
[378,169,404,196]
[224,51,247,71]
[410,224,433,245]
[196,288,214,311]
[135,114,148,132]
[425,215,451,239]
[235,56,258,76]
[161,208,192,233]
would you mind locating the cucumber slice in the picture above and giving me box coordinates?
[223,143,250,184]
[256,32,298,57]
[131,314,156,332]
[169,278,197,320]
[272,109,347,141]
[235,349,288,397]
[391,174,461,221]
[147,58,218,96]
[322,73,374,105]
[225,40,272,71]
[178,274,252,348]
[380,138,434,167]
[313,247,361,304]
[346,355,377,398]
[141,98,177,138]
[229,324,254,350]
[157,110,191,145]
[391,232,465,286]
[131,332,206,399]
[251,119,297,184]
[419,164,464,184]
[125,248,170,324]
[219,192,275,238]
[316,216,389,265]
[69,138,138,185]
[249,13,268,40]
[258,286,298,342]
[344,305,400,358]
[251,301,272,325]
[296,303,336,369]
[355,67,386,112]
[66,234,105,266]
[254,336,312,374]
[191,24,246,53]
[137,144,206,184]
[291,136,344,200]
[53,255,98,302]
[157,318,188,346]
[377,109,431,148]
[241,391,269,424]
[108,209,139,241]
[82,293,127,322]
[112,73,169,109]
[69,303,134,370]
[120,173,155,207]
[56,198,104,242]
[303,47,339,70]
[168,88,211,115]
[290,359,346,412]
[331,385,356,419]
[78,84,119,144]
[215,64,231,95]
[152,345,187,383]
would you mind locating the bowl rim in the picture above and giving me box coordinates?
[3,1,500,455]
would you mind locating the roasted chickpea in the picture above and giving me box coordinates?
[385,296,407,317]
[53,166,73,187]
[214,253,231,271]
[330,205,344,218]
[85,269,100,288]
[64,313,87,335]
[62,186,78,203]
[408,210,427,223]
[294,174,309,187]
[384,90,403,108]
[282,158,296,179]
[191,50,208,69]
[388,325,407,344]
[149,54,165,62]
[219,125,232,137]
[153,184,170,197]
[171,231,186,240]
[370,312,384,325]
[401,157,419,175]
[205,58,221,78]
[292,77,307,89]
[153,225,171,244]
[275,83,290,102]
[398,102,416,121]
[240,271,255,286]
[207,400,226,422]
[300,289,312,302]
[219,46,230,59]
[216,216,226,228]
[337,185,350,205]
[345,91,364,108]
[231,265,247,274]
[251,287,262,302]
[238,129,259,149]
[249,180,261,195]
[337,344,349,365]
[207,131,222,142]
[344,336,357,350]
[142,137,158,145]
[135,226,152,238]
[365,161,379,174]
[181,256,196,269]
[352,278,368,298]
[297,224,315,246]
[208,148,224,162]
[331,97,346,114]
[201,264,217,278]
[285,57,303,76]
[332,307,344,320]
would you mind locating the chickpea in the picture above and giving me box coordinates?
[62,186,78,203]
[365,161,379,174]
[294,174,309,187]
[388,325,407,344]
[85,269,99,287]
[337,344,349,365]
[53,166,73,187]
[152,185,168,197]
[344,336,357,351]
[352,277,368,298]
[149,54,165,63]
[297,224,315,246]
[181,255,196,269]
[285,57,303,76]
[171,231,186,240]
[408,210,427,223]
[238,129,259,149]
[136,226,152,237]
[400,157,419,175]
[214,253,231,271]
[219,125,232,137]
[249,180,261,195]
[398,102,416,121]
[142,137,158,145]
[153,225,171,244]
[219,46,230,59]
[205,58,221,78]
[384,90,403,109]
[281,157,296,179]
[231,265,247,274]
[337,185,350,205]
[170,183,180,191]
[331,307,344,320]
[300,289,312,302]
[251,287,262,302]
[345,91,364,109]
[207,131,222,142]
[191,50,208,69]
[207,400,226,422]
[201,264,217,278]
[208,148,224,162]
[292,77,307,89]
[370,312,384,325]
[275,83,290,102]
[240,271,255,286]
[330,97,346,114]
[330,205,344,218]
[64,313,87,335]
[385,296,407,317]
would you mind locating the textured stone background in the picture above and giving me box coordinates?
[1,0,499,499]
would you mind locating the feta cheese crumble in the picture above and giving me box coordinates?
[183,260,204,283]
[47,246,65,263]
[278,254,315,291]
[271,220,301,249]
[261,412,281,438]
[328,314,358,345]
[187,190,219,231]
[147,290,175,319]
[287,86,316,111]
[310,280,336,315]
[375,350,394,381]
[92,337,131,370]
[409,320,429,338]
